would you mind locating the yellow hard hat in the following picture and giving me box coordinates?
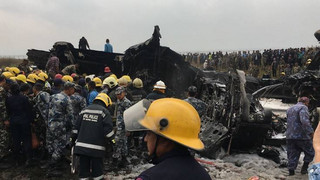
[2,72,14,78]
[9,67,20,75]
[94,93,112,107]
[16,74,27,83]
[10,77,17,82]
[117,77,128,87]
[62,75,74,82]
[122,75,132,84]
[281,72,285,75]
[38,72,48,82]
[109,74,118,81]
[133,78,143,88]
[93,77,102,87]
[26,74,39,84]
[139,98,204,150]
[103,77,118,88]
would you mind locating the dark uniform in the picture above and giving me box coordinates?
[0,86,9,158]
[136,148,211,180]
[73,103,114,179]
[146,90,166,101]
[131,87,147,104]
[6,93,33,161]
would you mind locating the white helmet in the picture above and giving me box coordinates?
[154,80,166,89]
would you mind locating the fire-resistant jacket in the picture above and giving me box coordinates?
[73,103,114,158]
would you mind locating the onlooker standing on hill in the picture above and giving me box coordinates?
[104,39,113,53]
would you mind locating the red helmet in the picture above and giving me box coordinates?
[104,66,111,73]
[71,73,77,78]
[55,73,63,79]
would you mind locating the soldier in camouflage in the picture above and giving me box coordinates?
[184,86,207,117]
[70,85,86,127]
[45,82,75,175]
[0,75,10,159]
[112,86,132,168]
[32,83,50,153]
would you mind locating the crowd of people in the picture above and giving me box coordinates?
[0,54,210,179]
[183,46,319,78]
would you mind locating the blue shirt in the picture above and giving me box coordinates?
[87,90,98,105]
[104,43,113,53]
[286,102,314,140]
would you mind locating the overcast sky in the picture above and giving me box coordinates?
[0,0,320,56]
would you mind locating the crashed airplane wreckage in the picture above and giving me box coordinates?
[27,26,282,159]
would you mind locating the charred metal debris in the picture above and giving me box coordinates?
[27,26,320,161]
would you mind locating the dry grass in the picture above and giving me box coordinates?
[0,58,23,68]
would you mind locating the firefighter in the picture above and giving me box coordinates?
[146,80,166,101]
[131,78,147,105]
[124,98,211,180]
[71,93,114,180]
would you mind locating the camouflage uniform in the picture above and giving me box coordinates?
[47,92,74,161]
[70,92,86,127]
[32,91,50,145]
[184,97,207,117]
[286,102,314,171]
[112,97,132,161]
[0,87,9,158]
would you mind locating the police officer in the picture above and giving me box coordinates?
[124,98,211,180]
[45,82,74,176]
[32,83,50,157]
[146,80,166,101]
[70,85,86,127]
[184,86,207,117]
[71,93,114,180]
[286,97,314,175]
[112,86,132,168]
[6,83,33,166]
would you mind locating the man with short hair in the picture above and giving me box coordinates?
[286,97,314,176]
[112,86,132,168]
[87,81,98,105]
[184,86,207,117]
[104,39,113,53]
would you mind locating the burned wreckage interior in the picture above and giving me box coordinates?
[27,26,320,163]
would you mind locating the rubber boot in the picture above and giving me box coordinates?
[301,162,309,174]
